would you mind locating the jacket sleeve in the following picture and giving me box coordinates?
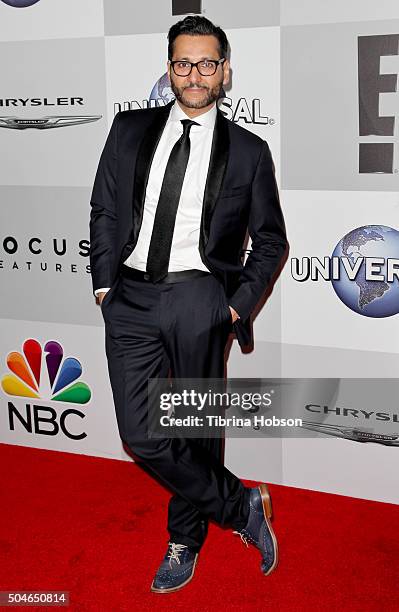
[228,140,288,321]
[89,113,120,296]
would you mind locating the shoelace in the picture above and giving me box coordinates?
[233,530,250,547]
[167,542,189,568]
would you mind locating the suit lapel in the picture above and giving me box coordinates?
[131,101,173,246]
[132,100,230,254]
[199,106,230,255]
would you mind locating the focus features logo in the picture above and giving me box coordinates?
[0,235,91,276]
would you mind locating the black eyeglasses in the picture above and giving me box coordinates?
[169,58,226,77]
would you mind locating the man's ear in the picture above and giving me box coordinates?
[223,59,230,87]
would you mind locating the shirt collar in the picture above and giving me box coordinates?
[169,99,217,130]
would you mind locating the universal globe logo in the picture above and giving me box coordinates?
[1,0,40,6]
[115,74,273,124]
[331,226,399,317]
[149,74,175,105]
[291,225,399,318]
[148,74,270,124]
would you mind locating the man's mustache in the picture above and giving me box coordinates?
[182,84,208,90]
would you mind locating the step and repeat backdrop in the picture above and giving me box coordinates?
[0,0,398,504]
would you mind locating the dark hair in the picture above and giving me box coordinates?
[168,15,229,60]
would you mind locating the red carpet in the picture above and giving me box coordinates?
[1,442,398,611]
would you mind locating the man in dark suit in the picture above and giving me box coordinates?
[90,15,287,594]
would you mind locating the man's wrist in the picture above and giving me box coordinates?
[94,287,111,297]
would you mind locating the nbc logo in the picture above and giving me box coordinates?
[1,339,91,440]
[1,338,91,403]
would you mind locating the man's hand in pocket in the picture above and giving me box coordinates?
[229,306,240,323]
[96,291,109,306]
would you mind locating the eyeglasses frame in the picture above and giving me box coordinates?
[168,58,226,77]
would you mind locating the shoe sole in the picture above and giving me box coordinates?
[150,553,198,594]
[258,483,279,576]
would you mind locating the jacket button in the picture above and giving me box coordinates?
[143,273,150,281]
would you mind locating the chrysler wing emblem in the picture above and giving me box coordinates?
[0,115,102,130]
[300,421,399,446]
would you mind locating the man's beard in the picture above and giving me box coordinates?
[170,78,223,109]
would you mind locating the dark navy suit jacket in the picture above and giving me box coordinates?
[89,100,288,349]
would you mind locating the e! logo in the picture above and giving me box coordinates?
[358,34,399,174]
[172,0,201,16]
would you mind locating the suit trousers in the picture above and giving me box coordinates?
[101,267,250,551]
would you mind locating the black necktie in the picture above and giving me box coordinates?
[146,118,199,282]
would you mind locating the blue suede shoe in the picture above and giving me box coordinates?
[150,542,198,594]
[233,484,278,575]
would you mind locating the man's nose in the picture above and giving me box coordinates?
[189,65,202,82]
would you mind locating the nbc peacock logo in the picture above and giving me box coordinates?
[1,338,91,404]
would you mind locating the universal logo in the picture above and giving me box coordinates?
[1,338,92,440]
[0,0,40,7]
[291,225,399,318]
[358,34,399,174]
[114,74,275,126]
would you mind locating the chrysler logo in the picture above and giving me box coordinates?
[301,421,399,446]
[0,115,102,130]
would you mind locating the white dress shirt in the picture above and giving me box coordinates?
[94,100,216,297]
